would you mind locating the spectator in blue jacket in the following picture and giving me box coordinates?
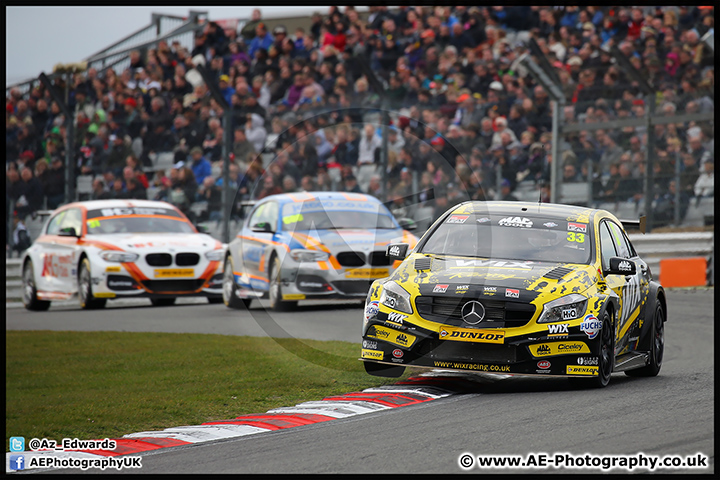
[188,146,212,185]
[248,22,274,60]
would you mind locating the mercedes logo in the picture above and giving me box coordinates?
[461,300,485,325]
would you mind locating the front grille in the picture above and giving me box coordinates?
[146,253,172,266]
[415,296,535,328]
[368,251,392,266]
[141,279,205,293]
[418,339,518,363]
[331,280,374,295]
[175,253,200,266]
[336,251,366,267]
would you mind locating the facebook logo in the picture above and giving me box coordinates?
[10,436,25,452]
[10,455,25,471]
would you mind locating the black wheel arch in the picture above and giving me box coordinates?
[637,282,666,351]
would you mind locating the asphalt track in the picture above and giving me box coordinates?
[6,288,714,474]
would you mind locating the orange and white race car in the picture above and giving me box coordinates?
[21,199,224,310]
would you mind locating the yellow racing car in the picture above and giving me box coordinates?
[361,201,666,388]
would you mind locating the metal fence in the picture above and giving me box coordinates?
[521,39,715,232]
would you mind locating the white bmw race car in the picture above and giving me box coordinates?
[21,199,225,310]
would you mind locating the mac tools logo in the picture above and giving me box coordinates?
[498,216,533,228]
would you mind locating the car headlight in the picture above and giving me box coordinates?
[99,251,139,263]
[379,280,413,314]
[205,250,224,261]
[290,249,329,262]
[537,293,588,323]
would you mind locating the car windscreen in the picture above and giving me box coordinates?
[420,214,592,264]
[281,200,397,231]
[85,207,195,234]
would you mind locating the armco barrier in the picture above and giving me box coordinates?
[5,232,713,306]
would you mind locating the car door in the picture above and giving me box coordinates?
[35,209,82,294]
[54,207,84,294]
[34,210,67,294]
[605,220,645,353]
[242,201,279,291]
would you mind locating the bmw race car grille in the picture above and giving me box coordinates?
[415,296,535,328]
[331,280,374,295]
[175,253,200,266]
[419,339,517,363]
[141,279,205,293]
[368,251,393,266]
[146,253,172,266]
[336,251,366,267]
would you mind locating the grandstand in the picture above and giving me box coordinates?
[6,6,715,252]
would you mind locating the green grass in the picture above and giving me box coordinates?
[6,331,409,451]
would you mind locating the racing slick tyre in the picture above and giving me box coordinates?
[150,298,176,307]
[22,260,51,311]
[625,302,664,377]
[364,361,406,378]
[78,258,107,310]
[223,255,250,309]
[268,256,297,311]
[569,310,613,389]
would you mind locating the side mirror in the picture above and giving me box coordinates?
[251,222,274,233]
[605,257,637,276]
[195,224,209,234]
[58,227,80,237]
[398,218,417,231]
[386,243,409,261]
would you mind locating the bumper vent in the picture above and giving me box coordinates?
[141,279,205,293]
[331,280,374,295]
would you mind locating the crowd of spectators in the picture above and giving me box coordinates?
[6,6,715,236]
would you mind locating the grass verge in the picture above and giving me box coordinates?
[6,330,409,451]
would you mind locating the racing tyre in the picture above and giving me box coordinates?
[364,361,406,378]
[570,310,613,389]
[78,258,107,310]
[625,302,664,377]
[223,255,250,309]
[150,298,176,307]
[268,256,296,311]
[22,260,51,311]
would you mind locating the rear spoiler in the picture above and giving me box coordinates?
[621,215,646,234]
